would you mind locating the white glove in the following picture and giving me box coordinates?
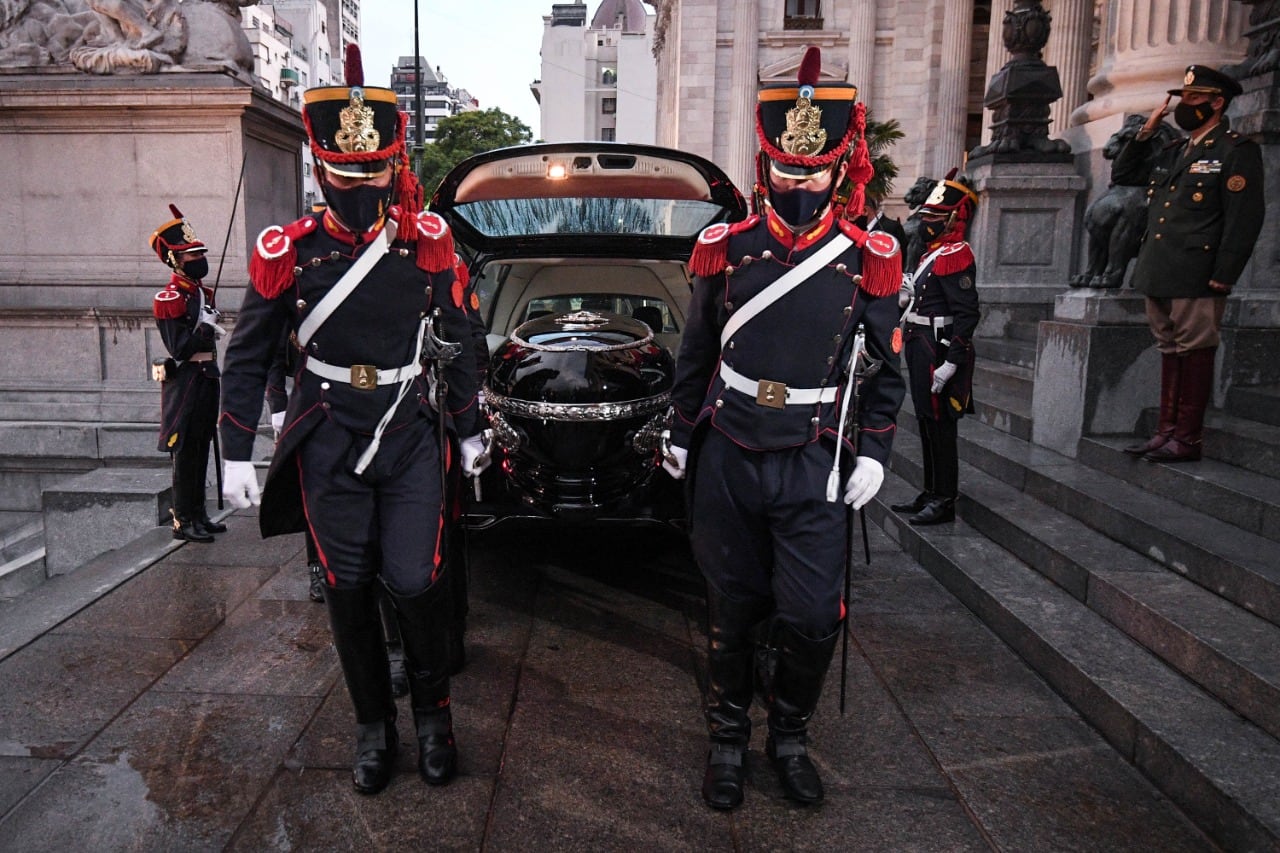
[270,411,286,441]
[898,273,914,310]
[662,445,688,480]
[198,307,227,338]
[460,433,490,476]
[843,456,884,509]
[931,361,958,394]
[222,460,261,509]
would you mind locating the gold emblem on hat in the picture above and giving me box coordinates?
[336,89,380,153]
[1184,69,1196,86]
[181,220,197,243]
[781,93,826,157]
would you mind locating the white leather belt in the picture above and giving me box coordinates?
[719,362,838,407]
[905,311,954,328]
[305,357,421,390]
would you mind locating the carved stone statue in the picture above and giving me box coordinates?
[1227,1,1280,79]
[969,0,1071,161]
[901,175,936,273]
[0,0,253,75]
[1070,115,1183,290]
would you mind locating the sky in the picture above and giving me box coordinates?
[358,0,549,139]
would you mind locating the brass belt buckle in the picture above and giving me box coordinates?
[756,379,786,409]
[350,364,378,390]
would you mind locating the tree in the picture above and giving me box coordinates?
[417,108,533,200]
[864,114,904,203]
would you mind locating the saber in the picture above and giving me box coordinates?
[212,151,248,296]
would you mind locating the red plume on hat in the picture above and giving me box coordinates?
[344,43,364,87]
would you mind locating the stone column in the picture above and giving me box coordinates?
[1045,0,1093,134]
[726,0,760,195]
[1070,0,1249,126]
[981,0,1015,145]
[846,0,876,103]
[933,0,973,174]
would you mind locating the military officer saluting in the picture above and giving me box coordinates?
[664,47,905,810]
[1118,64,1265,463]
[219,46,488,795]
[149,206,227,542]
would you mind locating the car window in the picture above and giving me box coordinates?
[451,197,725,240]
[519,295,678,333]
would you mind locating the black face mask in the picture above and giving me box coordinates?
[181,256,209,281]
[769,184,832,229]
[918,217,949,244]
[1174,101,1215,132]
[322,180,394,235]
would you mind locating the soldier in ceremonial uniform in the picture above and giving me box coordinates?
[890,172,981,526]
[1117,64,1265,463]
[149,206,227,543]
[664,47,905,809]
[218,46,488,795]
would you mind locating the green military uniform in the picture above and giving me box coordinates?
[1121,118,1265,299]
[1116,64,1267,464]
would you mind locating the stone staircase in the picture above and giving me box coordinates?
[877,322,1280,851]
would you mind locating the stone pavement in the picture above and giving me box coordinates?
[0,511,1215,851]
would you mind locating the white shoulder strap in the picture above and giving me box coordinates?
[719,232,853,348]
[297,219,398,348]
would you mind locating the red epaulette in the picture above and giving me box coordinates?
[393,209,454,274]
[933,242,975,277]
[688,215,759,278]
[837,221,903,298]
[249,216,319,300]
[153,288,185,320]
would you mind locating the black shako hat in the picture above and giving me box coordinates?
[920,169,979,220]
[302,44,404,178]
[1168,64,1243,99]
[149,204,207,268]
[756,46,859,180]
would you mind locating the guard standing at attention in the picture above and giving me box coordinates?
[664,46,905,809]
[890,171,981,525]
[150,206,227,543]
[218,46,488,795]
[1116,64,1265,462]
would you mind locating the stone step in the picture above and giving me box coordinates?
[0,517,43,563]
[1079,435,1280,545]
[1227,383,1280,428]
[972,383,1033,441]
[974,335,1037,370]
[0,547,45,601]
[870,473,1280,852]
[972,358,1034,399]
[1135,407,1280,479]
[897,406,1280,626]
[888,451,1280,741]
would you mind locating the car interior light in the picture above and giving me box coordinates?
[546,163,568,180]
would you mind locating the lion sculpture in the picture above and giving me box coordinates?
[1070,114,1183,289]
[901,175,936,274]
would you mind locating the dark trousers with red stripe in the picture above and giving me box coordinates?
[297,416,445,595]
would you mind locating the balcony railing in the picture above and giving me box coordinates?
[783,16,823,30]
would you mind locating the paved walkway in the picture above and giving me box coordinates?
[0,511,1214,851]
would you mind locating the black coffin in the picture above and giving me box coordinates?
[485,311,673,515]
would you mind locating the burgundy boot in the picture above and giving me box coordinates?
[1125,352,1180,455]
[1145,348,1215,463]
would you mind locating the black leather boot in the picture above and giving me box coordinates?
[765,620,839,804]
[908,498,955,526]
[171,511,214,543]
[326,585,397,795]
[197,512,228,534]
[889,492,931,513]
[308,563,326,603]
[378,589,409,699]
[1126,352,1179,455]
[389,581,458,785]
[702,585,772,810]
